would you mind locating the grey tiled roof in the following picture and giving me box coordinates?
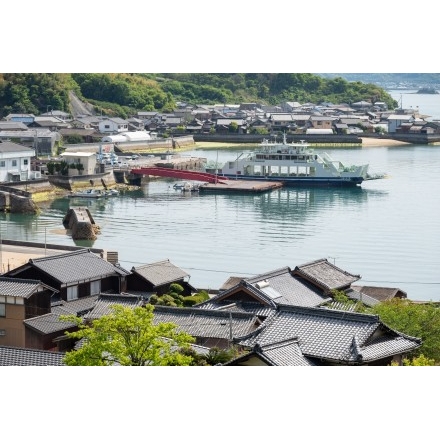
[294,258,361,291]
[197,267,330,311]
[28,249,127,285]
[247,267,331,307]
[236,305,421,365]
[0,141,34,153]
[24,296,98,335]
[23,313,77,335]
[0,277,55,298]
[132,259,189,287]
[196,300,274,318]
[0,346,65,366]
[351,285,407,301]
[52,296,99,316]
[225,338,315,366]
[83,293,144,320]
[152,306,260,340]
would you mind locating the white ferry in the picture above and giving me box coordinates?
[218,134,377,187]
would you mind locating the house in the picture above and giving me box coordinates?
[350,285,407,302]
[3,249,130,302]
[0,121,29,131]
[29,116,70,130]
[215,118,248,134]
[98,117,129,134]
[268,114,296,131]
[4,113,35,125]
[23,293,145,352]
[223,338,316,366]
[152,305,262,349]
[127,259,196,296]
[292,258,361,294]
[0,140,34,182]
[59,128,99,143]
[23,295,98,350]
[230,304,422,366]
[0,277,58,347]
[0,129,59,157]
[82,293,144,321]
[387,114,415,133]
[309,115,335,130]
[198,259,365,318]
[40,110,71,121]
[60,151,97,175]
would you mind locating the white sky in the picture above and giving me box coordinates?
[2,2,437,73]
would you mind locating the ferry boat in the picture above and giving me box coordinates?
[217,134,380,187]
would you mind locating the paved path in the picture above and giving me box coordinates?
[0,244,72,273]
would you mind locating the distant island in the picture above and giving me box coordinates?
[417,87,438,94]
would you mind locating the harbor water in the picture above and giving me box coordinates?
[1,143,439,302]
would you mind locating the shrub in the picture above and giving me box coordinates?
[169,283,184,294]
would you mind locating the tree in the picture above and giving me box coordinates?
[370,299,440,363]
[61,304,196,366]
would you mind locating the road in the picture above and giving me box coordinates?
[68,91,96,117]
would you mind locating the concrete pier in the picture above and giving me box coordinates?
[199,180,283,193]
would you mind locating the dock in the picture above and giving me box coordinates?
[199,179,283,193]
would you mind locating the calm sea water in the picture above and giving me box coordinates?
[388,89,440,120]
[1,142,439,302]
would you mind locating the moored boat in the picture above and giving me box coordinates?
[68,188,119,198]
[217,134,380,186]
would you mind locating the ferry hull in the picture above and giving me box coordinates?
[219,174,364,187]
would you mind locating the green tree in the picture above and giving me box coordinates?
[229,121,238,133]
[61,304,195,366]
[370,299,440,363]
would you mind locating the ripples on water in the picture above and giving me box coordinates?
[1,145,440,301]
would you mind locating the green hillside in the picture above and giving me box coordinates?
[0,73,398,119]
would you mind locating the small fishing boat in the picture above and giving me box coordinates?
[68,188,119,198]
[68,189,105,198]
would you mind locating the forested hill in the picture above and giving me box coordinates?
[0,73,397,119]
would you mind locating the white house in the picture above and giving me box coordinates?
[60,152,97,175]
[387,114,415,133]
[0,141,34,182]
[98,117,128,134]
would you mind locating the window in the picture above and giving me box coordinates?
[0,161,5,167]
[12,160,17,166]
[0,304,5,317]
[67,285,78,301]
[24,159,28,165]
[90,280,101,296]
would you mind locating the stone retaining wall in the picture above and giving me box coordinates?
[0,192,39,213]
